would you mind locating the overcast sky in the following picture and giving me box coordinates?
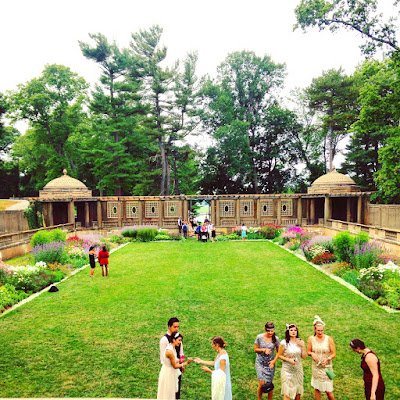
[2,0,377,94]
[1,0,397,146]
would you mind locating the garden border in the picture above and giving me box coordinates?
[271,241,400,314]
[0,243,130,318]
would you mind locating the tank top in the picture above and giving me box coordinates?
[361,351,384,385]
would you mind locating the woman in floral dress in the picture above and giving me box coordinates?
[254,322,280,400]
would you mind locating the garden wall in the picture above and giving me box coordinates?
[323,220,400,257]
[0,223,74,261]
[0,210,29,233]
[369,204,400,229]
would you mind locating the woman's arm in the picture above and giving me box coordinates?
[307,336,317,360]
[322,336,336,366]
[297,339,307,360]
[254,344,272,355]
[194,357,215,366]
[166,350,182,370]
[365,353,380,399]
[276,344,295,365]
[219,358,226,373]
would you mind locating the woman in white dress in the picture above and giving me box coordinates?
[273,324,306,400]
[307,316,336,400]
[157,332,192,400]
[195,336,232,400]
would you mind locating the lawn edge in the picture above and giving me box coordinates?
[0,243,130,318]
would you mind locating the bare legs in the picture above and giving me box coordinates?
[315,389,334,400]
[257,382,273,400]
[101,265,108,276]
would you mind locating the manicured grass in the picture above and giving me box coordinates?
[1,241,399,399]
[0,199,18,211]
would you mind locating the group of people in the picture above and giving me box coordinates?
[157,316,385,400]
[255,316,384,400]
[178,217,216,242]
[158,318,231,400]
[88,245,110,277]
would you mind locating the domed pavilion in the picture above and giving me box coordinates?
[39,170,97,227]
[302,167,367,225]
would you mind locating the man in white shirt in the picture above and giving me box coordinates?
[159,317,183,398]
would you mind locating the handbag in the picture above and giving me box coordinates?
[326,367,335,380]
[261,382,274,393]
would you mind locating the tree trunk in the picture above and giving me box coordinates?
[172,154,180,195]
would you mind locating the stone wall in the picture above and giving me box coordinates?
[368,204,400,229]
[0,210,29,233]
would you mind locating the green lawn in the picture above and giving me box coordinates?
[1,241,399,399]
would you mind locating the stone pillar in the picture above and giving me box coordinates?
[236,199,241,225]
[68,201,75,227]
[276,198,282,225]
[85,202,90,228]
[97,201,102,228]
[347,198,352,222]
[310,199,315,224]
[138,200,143,225]
[297,197,302,226]
[158,200,164,228]
[117,201,122,227]
[183,199,188,221]
[324,196,331,224]
[122,200,127,225]
[211,199,216,224]
[216,200,221,226]
[364,196,370,225]
[256,199,261,226]
[48,202,54,227]
[357,196,363,224]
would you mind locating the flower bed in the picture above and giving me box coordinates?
[0,230,118,313]
[275,227,400,310]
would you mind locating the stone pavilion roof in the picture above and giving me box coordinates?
[39,169,92,199]
[308,168,360,194]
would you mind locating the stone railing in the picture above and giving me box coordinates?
[325,219,400,243]
[0,223,74,252]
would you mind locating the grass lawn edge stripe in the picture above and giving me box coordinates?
[0,243,130,318]
[270,241,400,314]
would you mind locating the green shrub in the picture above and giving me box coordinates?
[0,284,28,311]
[342,270,360,286]
[49,229,67,243]
[109,235,124,244]
[215,234,240,242]
[154,234,171,241]
[333,231,354,263]
[136,228,158,242]
[121,228,137,239]
[30,231,49,247]
[356,281,384,300]
[382,276,400,309]
[31,229,66,248]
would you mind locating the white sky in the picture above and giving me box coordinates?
[1,0,397,141]
[1,0,373,93]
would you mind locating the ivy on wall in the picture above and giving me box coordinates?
[24,201,43,230]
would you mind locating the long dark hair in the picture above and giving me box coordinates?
[285,324,299,344]
[265,322,277,343]
[168,332,183,343]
